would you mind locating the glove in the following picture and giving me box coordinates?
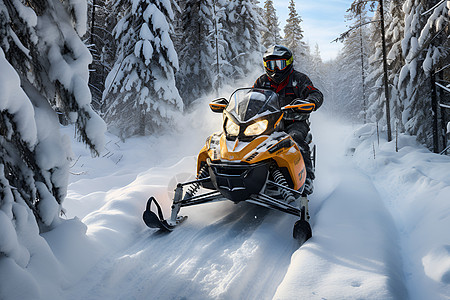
[283,99,315,113]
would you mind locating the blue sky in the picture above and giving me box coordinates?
[264,0,353,61]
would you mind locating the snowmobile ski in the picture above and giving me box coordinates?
[143,197,187,231]
[293,219,312,245]
[292,204,312,244]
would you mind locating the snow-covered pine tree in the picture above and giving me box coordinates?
[171,0,184,48]
[283,0,308,68]
[386,0,406,132]
[103,0,183,138]
[336,9,371,122]
[365,3,390,126]
[418,0,449,75]
[398,0,449,147]
[419,0,449,150]
[175,0,216,105]
[321,58,341,117]
[220,0,263,84]
[0,0,105,222]
[1,0,105,294]
[261,0,282,48]
[209,0,228,92]
[1,0,104,154]
[309,44,327,95]
[86,0,118,111]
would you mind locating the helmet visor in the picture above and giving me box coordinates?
[264,57,293,71]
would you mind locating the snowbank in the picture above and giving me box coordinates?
[350,123,450,299]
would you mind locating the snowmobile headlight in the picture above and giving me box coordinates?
[226,119,240,136]
[244,120,268,136]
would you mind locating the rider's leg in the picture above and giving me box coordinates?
[285,120,314,195]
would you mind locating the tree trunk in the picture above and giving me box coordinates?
[431,71,439,152]
[359,13,367,123]
[379,0,392,141]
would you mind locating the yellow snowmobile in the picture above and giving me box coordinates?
[143,88,315,244]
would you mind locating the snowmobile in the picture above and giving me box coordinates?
[143,88,315,244]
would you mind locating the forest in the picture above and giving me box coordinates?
[0,0,449,298]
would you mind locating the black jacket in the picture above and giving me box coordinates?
[253,70,323,121]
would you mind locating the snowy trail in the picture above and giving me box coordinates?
[272,116,407,299]
[65,161,301,300]
[61,112,450,299]
[67,205,300,300]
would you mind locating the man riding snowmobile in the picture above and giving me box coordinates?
[253,45,323,196]
[142,45,321,244]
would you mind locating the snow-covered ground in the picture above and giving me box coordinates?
[4,103,450,299]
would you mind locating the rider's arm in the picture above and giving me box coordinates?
[296,74,323,111]
[252,75,266,88]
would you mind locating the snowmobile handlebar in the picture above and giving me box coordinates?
[209,91,315,115]
[281,99,315,113]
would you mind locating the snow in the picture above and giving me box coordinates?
[144,4,168,32]
[9,29,31,59]
[139,23,154,41]
[10,0,37,28]
[2,102,450,299]
[66,0,88,35]
[423,245,450,284]
[34,1,105,154]
[0,48,37,146]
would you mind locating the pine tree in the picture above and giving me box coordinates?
[103,0,183,138]
[337,9,371,122]
[261,0,282,48]
[0,0,105,220]
[283,0,308,65]
[174,0,216,106]
[1,0,104,153]
[0,0,105,291]
[210,0,228,92]
[322,59,341,118]
[417,0,449,75]
[309,44,327,95]
[398,0,429,145]
[220,0,263,84]
[86,0,118,111]
[397,0,448,147]
[365,3,389,126]
[385,0,406,131]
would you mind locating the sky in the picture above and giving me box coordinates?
[266,0,354,61]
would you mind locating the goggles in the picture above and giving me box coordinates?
[263,57,293,71]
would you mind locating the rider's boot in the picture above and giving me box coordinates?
[302,148,315,197]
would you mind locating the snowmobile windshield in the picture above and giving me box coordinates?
[226,88,280,122]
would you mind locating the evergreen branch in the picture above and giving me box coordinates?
[348,0,378,15]
[421,0,447,16]
[405,24,449,64]
[92,25,114,36]
[436,82,450,93]
[435,63,450,74]
[332,20,380,43]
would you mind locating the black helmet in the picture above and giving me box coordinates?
[263,45,293,84]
